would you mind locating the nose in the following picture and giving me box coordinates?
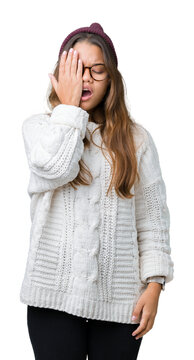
[82,67,92,82]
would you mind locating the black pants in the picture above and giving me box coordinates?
[27,305,143,360]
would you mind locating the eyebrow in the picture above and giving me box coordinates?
[83,62,105,66]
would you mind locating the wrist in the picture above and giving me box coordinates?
[61,102,79,107]
[147,282,162,291]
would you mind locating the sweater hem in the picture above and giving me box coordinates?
[20,284,140,325]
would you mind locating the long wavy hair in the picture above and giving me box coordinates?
[46,32,141,199]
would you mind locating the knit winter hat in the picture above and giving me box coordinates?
[58,22,118,67]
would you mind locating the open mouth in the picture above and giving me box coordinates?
[81,89,93,101]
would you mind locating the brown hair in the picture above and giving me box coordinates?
[46,33,140,199]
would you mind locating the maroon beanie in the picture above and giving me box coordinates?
[58,22,118,67]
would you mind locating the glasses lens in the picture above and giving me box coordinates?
[91,65,108,80]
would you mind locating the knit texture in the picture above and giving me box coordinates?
[58,22,118,67]
[19,104,174,324]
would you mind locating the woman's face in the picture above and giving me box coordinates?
[72,41,110,114]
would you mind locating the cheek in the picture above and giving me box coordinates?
[95,85,108,99]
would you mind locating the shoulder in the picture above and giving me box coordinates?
[22,112,51,130]
[132,122,151,153]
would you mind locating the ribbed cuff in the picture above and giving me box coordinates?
[50,104,89,139]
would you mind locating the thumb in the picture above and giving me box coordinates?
[131,302,143,322]
[48,73,58,91]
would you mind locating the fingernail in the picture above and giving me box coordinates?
[132,316,136,320]
[48,73,52,78]
[69,48,73,52]
[62,50,67,55]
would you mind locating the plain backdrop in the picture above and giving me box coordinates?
[1,0,193,359]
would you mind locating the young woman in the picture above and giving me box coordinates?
[20,22,174,360]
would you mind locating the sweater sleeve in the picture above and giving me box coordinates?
[134,128,174,286]
[22,104,89,196]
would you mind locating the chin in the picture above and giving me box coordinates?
[80,101,95,112]
[80,98,103,111]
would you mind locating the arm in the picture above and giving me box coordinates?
[22,104,89,196]
[134,128,174,289]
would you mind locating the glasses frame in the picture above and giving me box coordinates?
[82,63,109,81]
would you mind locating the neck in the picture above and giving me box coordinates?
[88,106,104,124]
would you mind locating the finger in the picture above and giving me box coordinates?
[66,48,74,76]
[71,49,78,75]
[77,58,83,78]
[135,318,153,339]
[59,51,67,80]
[48,73,58,92]
[132,316,149,336]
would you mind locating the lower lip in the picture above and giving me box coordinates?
[81,92,93,101]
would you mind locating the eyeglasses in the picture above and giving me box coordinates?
[82,63,109,81]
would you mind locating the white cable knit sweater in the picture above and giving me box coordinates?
[19,104,174,324]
